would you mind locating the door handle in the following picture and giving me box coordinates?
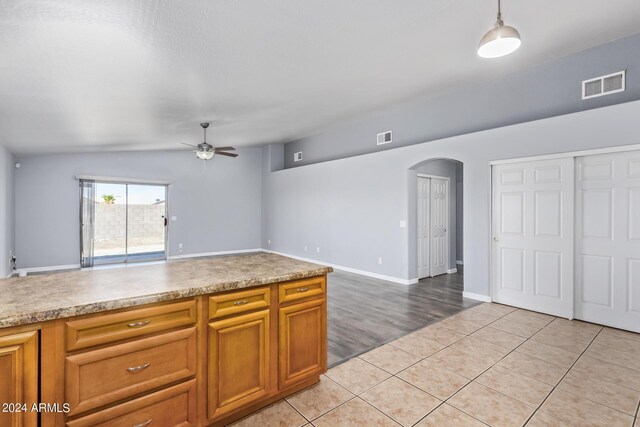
[493,236,500,242]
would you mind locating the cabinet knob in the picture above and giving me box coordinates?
[233,299,250,306]
[126,362,151,373]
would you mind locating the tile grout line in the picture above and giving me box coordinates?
[391,305,518,426]
[520,324,606,426]
[432,314,556,425]
[336,304,514,427]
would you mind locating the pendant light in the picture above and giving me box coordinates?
[478,0,521,59]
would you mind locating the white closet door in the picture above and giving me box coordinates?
[492,158,574,318]
[575,151,640,332]
[417,177,431,279]
[430,178,448,276]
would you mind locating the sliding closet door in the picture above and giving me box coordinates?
[492,158,574,318]
[575,151,640,332]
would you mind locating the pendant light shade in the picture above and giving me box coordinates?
[478,0,521,59]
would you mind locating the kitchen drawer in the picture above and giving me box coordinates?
[65,327,196,416]
[209,286,270,320]
[65,300,197,351]
[278,276,325,304]
[66,379,196,427]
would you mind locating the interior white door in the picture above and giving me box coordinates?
[575,151,640,332]
[430,178,448,277]
[417,177,431,279]
[492,158,574,318]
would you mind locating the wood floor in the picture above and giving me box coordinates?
[327,266,480,366]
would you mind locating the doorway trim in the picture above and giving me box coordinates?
[417,173,450,279]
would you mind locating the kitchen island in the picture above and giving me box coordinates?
[0,252,332,426]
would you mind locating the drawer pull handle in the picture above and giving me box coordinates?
[133,420,152,427]
[127,320,151,328]
[126,362,151,373]
[296,287,310,293]
[233,299,250,306]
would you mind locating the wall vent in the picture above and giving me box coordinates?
[293,151,303,162]
[377,131,392,145]
[582,70,625,100]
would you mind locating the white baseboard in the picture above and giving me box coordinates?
[262,249,417,285]
[463,291,492,302]
[17,264,80,275]
[447,268,458,274]
[456,260,464,265]
[167,248,262,260]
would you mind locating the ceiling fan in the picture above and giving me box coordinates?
[181,123,238,160]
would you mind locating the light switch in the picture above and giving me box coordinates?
[171,216,177,221]
[399,220,407,228]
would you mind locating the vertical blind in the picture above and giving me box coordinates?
[79,179,96,268]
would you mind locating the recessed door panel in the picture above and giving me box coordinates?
[501,193,524,235]
[581,189,612,239]
[501,248,524,291]
[534,251,562,298]
[580,255,612,307]
[534,191,561,237]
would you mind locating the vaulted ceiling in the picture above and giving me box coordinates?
[2,0,640,154]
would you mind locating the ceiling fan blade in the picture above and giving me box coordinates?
[180,142,198,148]
[214,146,235,151]
[216,151,239,157]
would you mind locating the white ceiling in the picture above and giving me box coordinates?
[2,1,640,155]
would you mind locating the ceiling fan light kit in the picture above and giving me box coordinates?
[478,0,521,59]
[181,122,238,161]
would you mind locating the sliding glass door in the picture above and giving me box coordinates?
[80,180,167,267]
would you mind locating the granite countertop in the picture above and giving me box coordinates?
[0,252,332,328]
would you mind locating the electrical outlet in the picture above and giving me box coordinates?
[399,220,407,228]
[316,247,320,253]
[378,257,383,265]
[304,245,307,252]
[268,239,271,245]
[178,243,183,253]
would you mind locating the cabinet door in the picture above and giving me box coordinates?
[0,330,38,427]
[208,310,270,420]
[279,298,326,389]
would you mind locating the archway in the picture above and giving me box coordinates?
[407,158,463,284]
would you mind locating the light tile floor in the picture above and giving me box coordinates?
[230,303,640,426]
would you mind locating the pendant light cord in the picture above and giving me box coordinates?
[496,0,503,26]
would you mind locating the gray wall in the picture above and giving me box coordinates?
[410,159,460,273]
[263,100,640,296]
[0,145,15,277]
[284,33,640,168]
[14,148,263,269]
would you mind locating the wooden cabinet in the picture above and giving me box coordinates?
[0,328,38,427]
[279,297,326,389]
[208,309,271,420]
[5,274,327,427]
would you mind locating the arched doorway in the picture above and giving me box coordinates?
[407,158,463,284]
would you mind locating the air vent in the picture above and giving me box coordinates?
[582,71,625,100]
[293,152,303,162]
[377,131,392,145]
